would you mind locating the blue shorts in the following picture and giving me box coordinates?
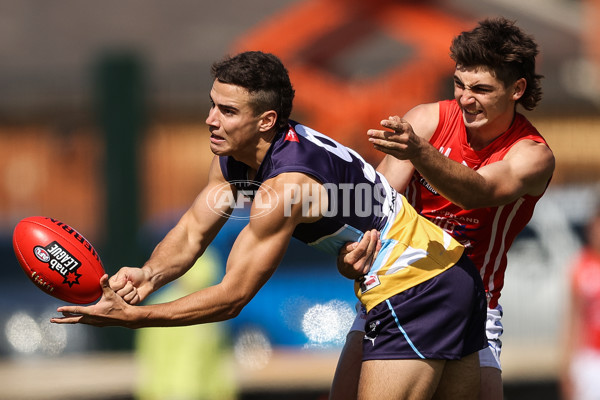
[362,254,487,360]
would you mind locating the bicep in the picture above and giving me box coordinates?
[219,181,300,304]
[220,221,291,304]
[477,141,555,204]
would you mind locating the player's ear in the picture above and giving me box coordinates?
[511,78,526,101]
[258,110,278,132]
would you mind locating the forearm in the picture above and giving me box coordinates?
[137,221,291,327]
[129,283,243,328]
[411,142,492,209]
[139,224,207,300]
[376,156,414,193]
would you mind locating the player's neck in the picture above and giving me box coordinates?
[236,128,278,171]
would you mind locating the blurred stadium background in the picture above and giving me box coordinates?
[0,0,599,399]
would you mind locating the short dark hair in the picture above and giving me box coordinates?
[211,51,295,131]
[450,17,543,110]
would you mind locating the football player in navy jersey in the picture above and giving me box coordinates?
[52,51,486,399]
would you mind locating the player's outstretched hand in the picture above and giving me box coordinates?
[337,229,381,280]
[50,274,136,328]
[367,116,422,160]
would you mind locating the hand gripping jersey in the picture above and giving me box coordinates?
[404,100,551,308]
[220,121,463,311]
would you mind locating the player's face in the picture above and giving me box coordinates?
[206,79,264,158]
[453,65,523,139]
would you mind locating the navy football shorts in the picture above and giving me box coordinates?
[362,253,487,360]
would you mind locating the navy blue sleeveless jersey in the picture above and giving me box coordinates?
[219,121,395,256]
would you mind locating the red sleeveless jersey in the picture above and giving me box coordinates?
[571,249,600,350]
[404,99,551,308]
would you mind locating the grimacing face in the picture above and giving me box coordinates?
[453,65,525,139]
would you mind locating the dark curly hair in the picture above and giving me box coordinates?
[211,51,295,131]
[450,17,543,110]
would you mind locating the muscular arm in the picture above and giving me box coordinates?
[134,172,316,326]
[142,158,232,292]
[129,197,296,327]
[52,170,323,328]
[369,104,555,209]
[410,138,554,208]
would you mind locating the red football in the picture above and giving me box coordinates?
[12,216,105,304]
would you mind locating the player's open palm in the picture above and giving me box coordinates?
[51,274,134,327]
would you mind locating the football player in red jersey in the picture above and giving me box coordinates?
[332,17,555,400]
[561,205,600,400]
